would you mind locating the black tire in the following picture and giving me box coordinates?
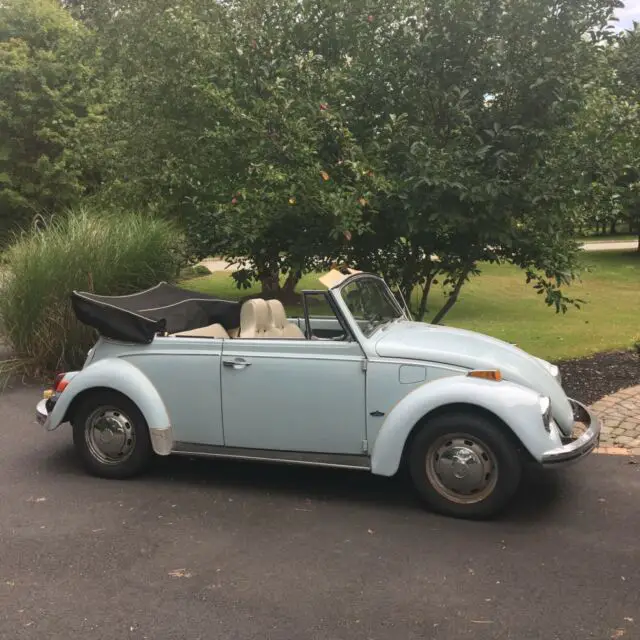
[72,390,153,479]
[408,411,522,520]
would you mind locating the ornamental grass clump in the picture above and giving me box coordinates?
[0,207,183,375]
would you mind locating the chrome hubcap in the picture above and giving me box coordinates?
[85,406,135,465]
[426,434,497,504]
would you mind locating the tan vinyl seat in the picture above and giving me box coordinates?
[172,323,229,339]
[266,299,305,339]
[239,298,270,338]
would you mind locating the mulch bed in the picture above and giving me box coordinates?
[555,349,640,406]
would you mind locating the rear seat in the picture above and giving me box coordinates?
[170,297,305,340]
[171,323,230,338]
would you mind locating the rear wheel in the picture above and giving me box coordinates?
[408,411,522,519]
[72,391,153,479]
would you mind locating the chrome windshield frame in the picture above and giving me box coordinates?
[332,273,407,339]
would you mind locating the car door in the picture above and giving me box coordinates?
[220,338,367,455]
[125,336,226,447]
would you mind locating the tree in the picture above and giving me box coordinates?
[76,0,383,299]
[571,24,640,251]
[73,0,623,319]
[328,0,621,321]
[606,23,640,250]
[182,2,386,299]
[0,0,99,245]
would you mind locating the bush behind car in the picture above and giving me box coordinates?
[0,206,184,376]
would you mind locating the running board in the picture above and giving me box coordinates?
[171,442,371,471]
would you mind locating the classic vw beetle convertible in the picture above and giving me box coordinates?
[36,268,600,519]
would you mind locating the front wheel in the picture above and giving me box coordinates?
[408,411,522,519]
[72,391,153,479]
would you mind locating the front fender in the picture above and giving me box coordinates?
[46,358,173,455]
[370,375,564,476]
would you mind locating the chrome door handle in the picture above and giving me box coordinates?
[223,358,252,370]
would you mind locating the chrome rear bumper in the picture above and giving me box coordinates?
[541,398,600,466]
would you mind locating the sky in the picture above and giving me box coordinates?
[615,0,640,30]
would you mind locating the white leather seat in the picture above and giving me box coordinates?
[172,323,229,338]
[239,298,270,338]
[266,299,305,339]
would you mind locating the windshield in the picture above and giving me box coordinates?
[339,276,405,337]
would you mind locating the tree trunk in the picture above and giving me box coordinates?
[280,270,301,304]
[415,273,435,321]
[258,267,303,303]
[398,269,416,313]
[416,286,429,321]
[259,269,280,297]
[431,267,471,325]
[398,247,424,316]
[609,219,618,235]
[399,281,414,313]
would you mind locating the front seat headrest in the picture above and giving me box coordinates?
[239,298,269,338]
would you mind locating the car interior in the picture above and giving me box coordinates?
[170,298,308,340]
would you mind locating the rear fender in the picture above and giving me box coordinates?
[370,375,563,476]
[46,358,173,455]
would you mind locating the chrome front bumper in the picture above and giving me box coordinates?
[541,398,601,466]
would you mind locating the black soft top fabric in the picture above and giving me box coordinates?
[71,282,242,343]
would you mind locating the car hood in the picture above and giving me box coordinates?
[374,321,574,434]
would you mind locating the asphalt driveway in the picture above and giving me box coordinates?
[1,383,639,640]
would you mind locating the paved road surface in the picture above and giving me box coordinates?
[1,383,639,640]
[582,240,638,252]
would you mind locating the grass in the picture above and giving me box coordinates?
[0,207,184,374]
[183,251,640,362]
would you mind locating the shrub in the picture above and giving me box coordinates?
[179,264,211,279]
[0,206,184,375]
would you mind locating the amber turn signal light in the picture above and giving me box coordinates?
[467,369,502,382]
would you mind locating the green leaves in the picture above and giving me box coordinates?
[49,0,628,313]
[335,0,619,321]
[0,0,99,246]
[567,24,640,247]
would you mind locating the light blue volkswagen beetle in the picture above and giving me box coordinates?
[36,268,600,519]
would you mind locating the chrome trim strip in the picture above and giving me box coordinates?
[541,398,601,466]
[171,442,371,470]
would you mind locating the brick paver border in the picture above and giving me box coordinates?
[590,384,640,456]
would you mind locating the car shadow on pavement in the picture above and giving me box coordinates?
[40,442,565,523]
[149,453,565,523]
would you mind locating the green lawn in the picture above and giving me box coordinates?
[182,251,640,362]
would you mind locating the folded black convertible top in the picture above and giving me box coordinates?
[71,282,242,343]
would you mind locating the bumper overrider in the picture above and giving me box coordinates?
[541,398,601,466]
[36,398,48,425]
[36,400,49,425]
[36,394,57,429]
